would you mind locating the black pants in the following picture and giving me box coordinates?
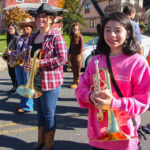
[7,64,17,88]
[92,147,106,150]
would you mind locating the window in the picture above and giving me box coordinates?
[41,0,48,3]
[85,4,90,13]
[16,0,24,2]
[125,0,130,2]
[135,0,139,5]
[90,19,96,27]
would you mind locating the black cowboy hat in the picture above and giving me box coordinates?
[36,3,57,18]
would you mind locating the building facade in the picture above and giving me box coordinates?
[80,0,143,34]
[0,0,64,31]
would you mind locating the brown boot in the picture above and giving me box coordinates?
[41,129,55,150]
[69,79,78,88]
[30,126,45,150]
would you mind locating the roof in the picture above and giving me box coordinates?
[2,3,67,15]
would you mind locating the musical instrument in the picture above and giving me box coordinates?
[17,49,42,98]
[91,60,133,141]
[8,49,25,68]
[2,47,11,61]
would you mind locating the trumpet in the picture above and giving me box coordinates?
[17,49,42,98]
[91,60,132,141]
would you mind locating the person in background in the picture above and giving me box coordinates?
[75,12,150,150]
[10,18,34,113]
[68,23,84,88]
[24,3,67,150]
[123,4,143,55]
[6,23,19,93]
[147,50,150,66]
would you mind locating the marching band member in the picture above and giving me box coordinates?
[6,23,19,93]
[24,3,67,150]
[75,12,150,150]
[10,18,34,113]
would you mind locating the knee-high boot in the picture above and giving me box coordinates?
[41,129,56,150]
[30,126,45,150]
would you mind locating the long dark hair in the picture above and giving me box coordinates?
[96,12,140,55]
[7,23,19,46]
[70,22,81,44]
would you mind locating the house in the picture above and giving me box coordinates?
[0,0,64,32]
[80,0,143,34]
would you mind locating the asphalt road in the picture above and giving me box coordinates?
[0,70,150,150]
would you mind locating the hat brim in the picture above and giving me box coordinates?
[36,11,57,18]
[17,22,35,28]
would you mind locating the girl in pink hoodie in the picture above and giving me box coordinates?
[75,12,150,150]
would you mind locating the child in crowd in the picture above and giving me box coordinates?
[75,12,150,150]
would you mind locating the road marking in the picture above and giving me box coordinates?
[0,121,37,128]
[0,127,37,135]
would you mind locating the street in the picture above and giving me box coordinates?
[0,70,150,150]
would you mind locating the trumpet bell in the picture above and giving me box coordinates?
[92,130,133,141]
[17,85,42,98]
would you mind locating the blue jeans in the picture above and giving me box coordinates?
[15,65,33,111]
[36,86,61,132]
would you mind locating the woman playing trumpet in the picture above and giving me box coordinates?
[24,3,67,150]
[10,18,34,113]
[75,12,150,150]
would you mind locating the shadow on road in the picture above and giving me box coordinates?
[0,135,91,150]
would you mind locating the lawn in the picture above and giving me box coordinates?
[0,34,7,53]
[0,34,94,53]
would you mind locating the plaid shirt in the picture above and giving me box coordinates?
[25,29,67,91]
[10,35,29,57]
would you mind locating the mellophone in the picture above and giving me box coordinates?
[17,47,42,98]
[90,60,135,141]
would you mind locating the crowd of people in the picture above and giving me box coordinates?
[2,2,150,150]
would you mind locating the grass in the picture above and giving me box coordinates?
[62,35,95,47]
[0,34,95,53]
[0,34,7,53]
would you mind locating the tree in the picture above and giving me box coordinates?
[59,0,87,35]
[5,7,33,26]
[57,0,65,8]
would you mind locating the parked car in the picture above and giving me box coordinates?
[67,35,150,69]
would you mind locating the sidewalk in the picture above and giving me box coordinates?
[0,56,7,70]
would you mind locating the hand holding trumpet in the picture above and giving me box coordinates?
[24,58,39,74]
[90,89,113,110]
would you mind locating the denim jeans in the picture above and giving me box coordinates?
[15,65,33,111]
[36,86,61,132]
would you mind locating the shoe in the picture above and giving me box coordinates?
[8,87,16,94]
[142,126,150,134]
[69,84,78,88]
[17,108,31,113]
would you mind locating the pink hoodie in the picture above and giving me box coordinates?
[75,53,150,150]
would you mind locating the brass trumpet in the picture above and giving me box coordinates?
[17,49,42,98]
[91,60,132,141]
